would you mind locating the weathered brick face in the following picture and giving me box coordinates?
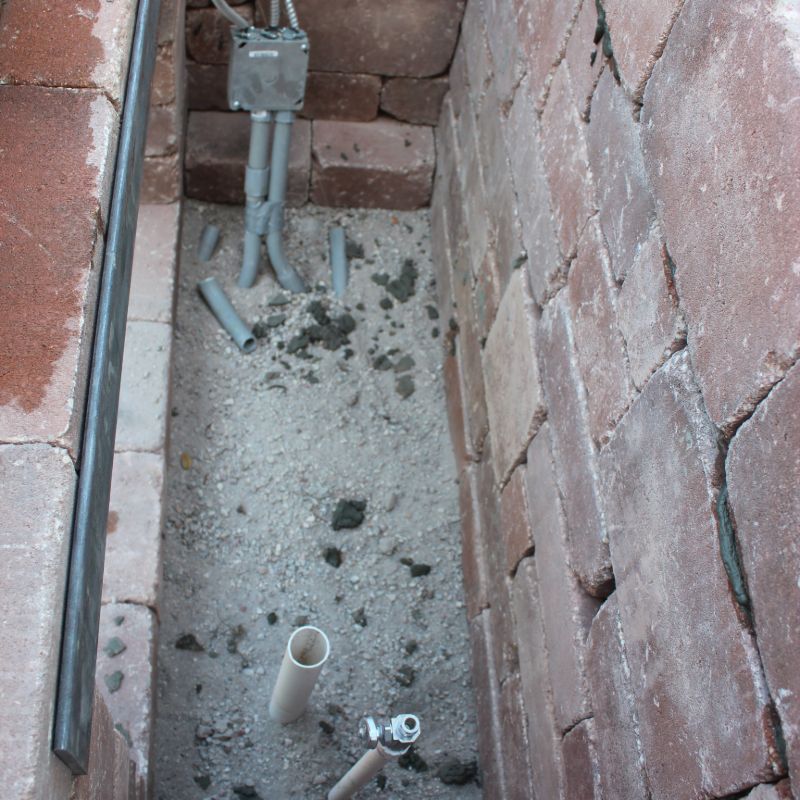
[184,0,459,207]
[436,0,800,795]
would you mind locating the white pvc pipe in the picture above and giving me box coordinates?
[328,746,392,800]
[269,626,330,723]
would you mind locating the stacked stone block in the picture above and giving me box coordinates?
[143,0,188,203]
[434,0,800,796]
[183,0,459,207]
[0,2,166,797]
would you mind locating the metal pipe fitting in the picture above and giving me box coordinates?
[328,715,421,800]
[197,277,256,353]
[329,226,348,298]
[269,626,330,724]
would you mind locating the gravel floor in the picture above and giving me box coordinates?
[154,201,482,800]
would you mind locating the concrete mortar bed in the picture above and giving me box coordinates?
[155,200,481,799]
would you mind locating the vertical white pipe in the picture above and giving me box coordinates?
[327,747,391,800]
[269,626,330,723]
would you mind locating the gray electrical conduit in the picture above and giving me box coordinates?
[266,111,307,293]
[198,277,256,353]
[239,111,272,288]
[329,226,348,297]
[210,0,249,28]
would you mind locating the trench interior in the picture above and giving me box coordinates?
[154,201,481,798]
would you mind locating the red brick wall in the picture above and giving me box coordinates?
[184,0,460,207]
[433,0,800,797]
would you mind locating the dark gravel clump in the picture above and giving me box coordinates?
[332,498,367,530]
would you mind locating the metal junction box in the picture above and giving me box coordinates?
[228,27,309,112]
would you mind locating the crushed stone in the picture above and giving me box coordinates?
[155,202,481,800]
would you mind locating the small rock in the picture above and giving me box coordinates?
[352,607,368,627]
[436,756,478,785]
[395,665,416,687]
[379,297,394,310]
[386,259,418,303]
[376,774,387,790]
[266,313,287,328]
[103,637,126,658]
[425,304,440,320]
[267,612,278,625]
[395,375,415,399]
[394,355,415,373]
[373,354,393,371]
[385,493,398,512]
[113,615,125,626]
[336,313,356,334]
[268,294,290,306]
[400,557,414,566]
[104,670,123,694]
[410,563,431,578]
[227,624,247,654]
[346,240,365,259]
[318,719,335,734]
[175,633,204,652]
[332,499,367,530]
[405,640,418,655]
[324,546,343,568]
[180,452,192,470]
[294,615,310,627]
[114,723,132,747]
[371,272,390,286]
[287,333,309,354]
[252,321,269,339]
[194,775,212,790]
[233,784,260,798]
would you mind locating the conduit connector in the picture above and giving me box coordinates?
[197,277,256,353]
[269,626,330,724]
[328,714,421,800]
[329,226,348,298]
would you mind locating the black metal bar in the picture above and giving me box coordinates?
[53,0,162,774]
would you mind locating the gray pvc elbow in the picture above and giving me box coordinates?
[197,277,256,353]
[267,231,307,293]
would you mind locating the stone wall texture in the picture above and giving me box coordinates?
[433,0,800,797]
[0,2,184,797]
[183,0,459,207]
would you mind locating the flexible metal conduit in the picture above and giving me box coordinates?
[211,0,249,28]
[53,0,162,775]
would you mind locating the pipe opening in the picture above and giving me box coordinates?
[403,718,417,732]
[242,337,256,353]
[288,626,330,669]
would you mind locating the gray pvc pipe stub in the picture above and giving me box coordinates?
[329,226,348,298]
[197,277,256,353]
[197,224,221,262]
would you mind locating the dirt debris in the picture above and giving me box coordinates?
[155,202,480,799]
